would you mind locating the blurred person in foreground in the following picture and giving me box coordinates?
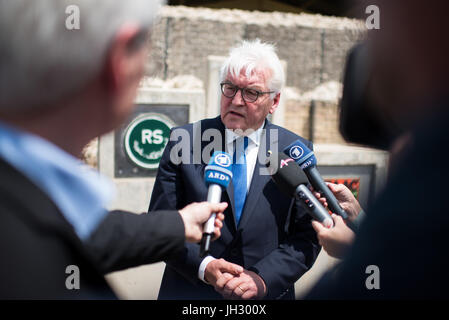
[310,133,412,259]
[0,0,226,299]
[307,0,449,299]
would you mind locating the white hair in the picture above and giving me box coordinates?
[0,0,164,113]
[219,39,285,97]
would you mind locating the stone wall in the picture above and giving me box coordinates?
[148,6,365,92]
[145,6,365,146]
[283,81,346,144]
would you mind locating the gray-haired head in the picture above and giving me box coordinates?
[0,0,164,114]
[219,39,285,98]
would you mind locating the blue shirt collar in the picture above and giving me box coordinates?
[0,121,114,241]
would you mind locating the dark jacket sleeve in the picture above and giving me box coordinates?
[86,209,185,274]
[251,202,320,299]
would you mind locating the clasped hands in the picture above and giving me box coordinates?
[204,258,266,300]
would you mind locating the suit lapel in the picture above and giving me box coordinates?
[197,117,237,232]
[226,175,236,226]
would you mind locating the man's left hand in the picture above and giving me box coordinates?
[219,270,267,300]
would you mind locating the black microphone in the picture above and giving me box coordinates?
[200,151,233,258]
[283,140,350,221]
[267,151,333,228]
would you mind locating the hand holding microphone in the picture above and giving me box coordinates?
[178,202,227,243]
[311,214,355,259]
[310,182,363,223]
[266,151,357,258]
[200,151,233,257]
[266,151,333,228]
[284,141,362,224]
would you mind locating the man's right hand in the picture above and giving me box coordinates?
[204,258,243,291]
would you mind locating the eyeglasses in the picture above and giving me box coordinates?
[220,82,275,103]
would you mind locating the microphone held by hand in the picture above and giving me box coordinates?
[267,152,333,228]
[283,140,349,220]
[200,151,233,257]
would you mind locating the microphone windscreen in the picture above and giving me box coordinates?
[204,151,233,188]
[283,140,317,169]
[266,151,308,197]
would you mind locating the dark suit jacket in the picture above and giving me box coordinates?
[306,102,449,299]
[0,157,185,299]
[149,116,320,300]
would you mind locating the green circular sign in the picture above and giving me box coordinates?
[124,113,174,169]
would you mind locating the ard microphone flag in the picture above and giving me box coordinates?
[267,151,333,228]
[283,140,349,221]
[200,151,233,257]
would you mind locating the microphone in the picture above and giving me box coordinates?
[267,151,333,228]
[283,140,349,220]
[199,151,233,258]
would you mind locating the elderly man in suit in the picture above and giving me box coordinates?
[0,0,227,299]
[149,39,320,300]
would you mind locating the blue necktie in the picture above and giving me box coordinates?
[232,136,248,226]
